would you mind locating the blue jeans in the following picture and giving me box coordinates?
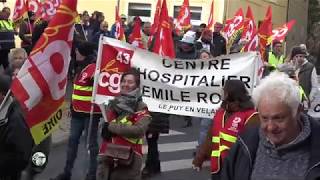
[64,115,100,178]
[193,117,212,148]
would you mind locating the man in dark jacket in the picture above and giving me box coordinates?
[291,46,318,99]
[0,7,15,70]
[0,75,34,179]
[220,72,320,180]
[211,22,226,57]
[141,112,170,178]
[91,21,110,48]
[52,41,100,180]
[19,11,35,54]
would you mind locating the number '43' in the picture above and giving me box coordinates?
[116,51,130,64]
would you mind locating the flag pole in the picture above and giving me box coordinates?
[0,90,11,110]
[86,34,104,149]
[26,14,33,35]
[84,34,104,175]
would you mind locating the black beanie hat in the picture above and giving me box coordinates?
[77,41,95,57]
[291,46,306,59]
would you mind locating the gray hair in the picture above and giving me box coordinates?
[8,48,28,64]
[252,71,300,116]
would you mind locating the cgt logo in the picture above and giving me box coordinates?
[228,117,241,132]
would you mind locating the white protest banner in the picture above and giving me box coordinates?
[308,88,320,119]
[93,37,261,118]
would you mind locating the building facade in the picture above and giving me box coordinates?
[1,0,308,54]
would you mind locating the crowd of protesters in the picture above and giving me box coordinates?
[0,6,320,180]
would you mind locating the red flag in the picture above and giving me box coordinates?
[266,5,272,20]
[175,0,191,34]
[272,19,296,42]
[114,6,126,41]
[150,0,162,35]
[129,17,145,49]
[240,6,256,43]
[243,32,259,52]
[27,0,39,13]
[222,18,233,35]
[148,0,162,48]
[223,8,244,46]
[13,0,28,22]
[207,0,215,30]
[152,0,175,58]
[258,6,272,61]
[11,0,77,144]
[37,0,62,21]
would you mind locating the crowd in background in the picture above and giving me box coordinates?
[0,6,320,180]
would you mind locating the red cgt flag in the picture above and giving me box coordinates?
[11,0,78,145]
[223,8,244,46]
[243,32,259,52]
[129,17,145,49]
[175,0,191,34]
[240,6,256,43]
[272,19,296,42]
[43,0,62,20]
[148,0,162,47]
[152,0,175,59]
[258,6,272,61]
[13,0,28,22]
[114,5,126,41]
[207,0,215,30]
[150,0,162,35]
[27,0,41,14]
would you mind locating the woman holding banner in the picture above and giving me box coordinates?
[97,68,151,180]
[194,49,214,153]
[192,79,258,180]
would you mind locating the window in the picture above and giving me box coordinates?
[173,6,202,26]
[128,3,151,18]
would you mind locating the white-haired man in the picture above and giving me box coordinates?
[220,72,320,180]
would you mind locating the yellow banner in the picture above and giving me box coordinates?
[30,103,65,144]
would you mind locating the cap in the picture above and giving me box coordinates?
[299,44,309,56]
[180,31,196,44]
[291,46,306,59]
[120,14,127,19]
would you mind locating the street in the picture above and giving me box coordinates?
[36,117,211,180]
